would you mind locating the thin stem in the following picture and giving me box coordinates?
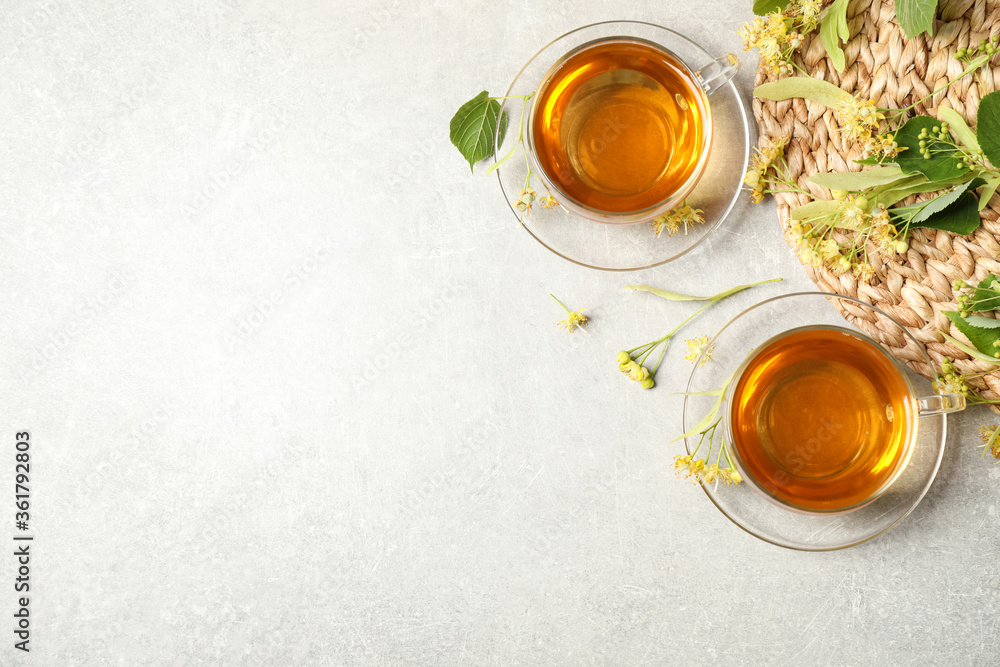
[549,293,571,315]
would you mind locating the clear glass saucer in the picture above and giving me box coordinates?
[494,20,750,271]
[681,293,948,551]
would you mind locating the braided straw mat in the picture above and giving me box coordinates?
[753,0,1000,407]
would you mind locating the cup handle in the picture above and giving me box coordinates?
[694,53,741,96]
[916,393,967,416]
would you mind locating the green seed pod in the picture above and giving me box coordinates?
[919,140,926,148]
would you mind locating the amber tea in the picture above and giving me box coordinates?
[729,327,915,512]
[529,38,711,214]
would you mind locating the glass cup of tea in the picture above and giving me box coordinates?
[526,36,739,224]
[722,324,966,515]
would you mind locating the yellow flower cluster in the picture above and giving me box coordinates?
[738,0,821,78]
[977,425,1000,462]
[673,455,743,485]
[744,135,791,203]
[651,201,705,237]
[684,335,715,366]
[834,94,884,141]
[834,94,900,159]
[861,132,901,160]
[786,196,908,283]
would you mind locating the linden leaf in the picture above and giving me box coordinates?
[891,179,982,225]
[963,315,1000,328]
[819,0,850,72]
[807,165,908,190]
[937,107,980,153]
[970,273,1000,312]
[449,91,508,173]
[753,77,847,108]
[753,0,789,15]
[873,175,970,208]
[790,200,842,220]
[976,91,1000,169]
[894,115,970,181]
[906,191,981,235]
[944,311,1000,358]
[896,0,937,40]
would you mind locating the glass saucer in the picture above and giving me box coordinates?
[681,292,947,551]
[494,20,750,271]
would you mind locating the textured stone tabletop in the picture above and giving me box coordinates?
[2,0,999,664]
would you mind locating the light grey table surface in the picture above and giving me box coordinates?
[3,0,999,664]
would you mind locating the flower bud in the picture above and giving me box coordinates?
[641,377,655,389]
[894,240,909,254]
[832,189,848,200]
[617,350,630,364]
[854,196,869,210]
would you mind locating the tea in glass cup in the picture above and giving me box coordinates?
[527,37,739,223]
[725,325,965,513]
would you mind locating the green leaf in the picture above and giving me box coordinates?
[807,165,908,190]
[790,199,842,220]
[753,77,847,108]
[449,91,508,172]
[907,192,981,235]
[873,175,969,208]
[819,0,850,72]
[964,315,1000,328]
[937,107,980,153]
[944,311,1000,358]
[896,0,937,40]
[892,178,982,227]
[970,273,1000,311]
[940,332,1000,364]
[978,176,1000,211]
[895,115,970,181]
[976,91,1000,169]
[623,278,782,302]
[753,0,789,14]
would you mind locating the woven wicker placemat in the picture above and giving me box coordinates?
[752,0,1000,405]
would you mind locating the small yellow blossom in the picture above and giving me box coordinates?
[862,132,901,160]
[702,463,721,484]
[977,425,1000,462]
[835,94,885,142]
[853,262,876,283]
[622,360,649,382]
[746,135,790,203]
[557,309,588,333]
[721,467,743,485]
[652,201,705,237]
[539,194,559,209]
[551,294,588,333]
[684,335,715,366]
